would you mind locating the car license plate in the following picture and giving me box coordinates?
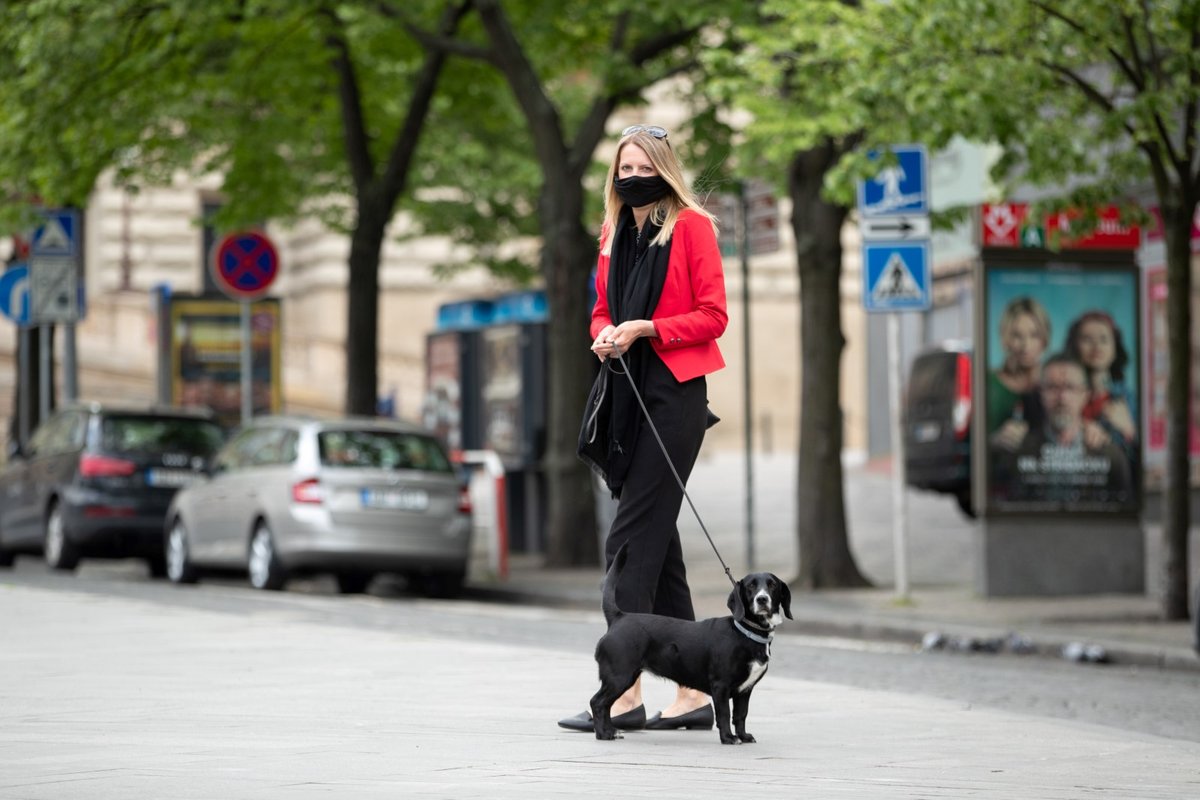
[912,421,942,443]
[146,468,199,488]
[361,488,429,511]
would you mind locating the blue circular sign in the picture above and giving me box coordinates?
[211,231,279,299]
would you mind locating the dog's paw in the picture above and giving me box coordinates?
[719,733,740,745]
[738,733,756,744]
[595,729,621,741]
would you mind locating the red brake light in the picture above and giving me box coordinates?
[291,478,324,504]
[953,353,972,440]
[79,454,137,478]
[457,485,472,515]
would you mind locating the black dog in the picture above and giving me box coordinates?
[590,544,792,744]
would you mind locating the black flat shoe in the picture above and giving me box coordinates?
[557,704,646,732]
[644,705,714,731]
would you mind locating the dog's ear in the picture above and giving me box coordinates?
[772,574,793,620]
[726,579,747,621]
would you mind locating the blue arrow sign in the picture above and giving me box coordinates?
[0,264,31,325]
[857,145,929,217]
[863,242,930,313]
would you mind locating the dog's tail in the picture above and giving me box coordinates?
[601,543,629,627]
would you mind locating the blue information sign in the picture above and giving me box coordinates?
[862,241,930,312]
[857,145,929,217]
[31,209,81,258]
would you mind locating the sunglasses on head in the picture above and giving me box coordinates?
[622,125,669,139]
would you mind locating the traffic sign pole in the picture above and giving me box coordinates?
[887,312,910,601]
[241,301,253,425]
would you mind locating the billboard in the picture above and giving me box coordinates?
[982,260,1140,514]
[169,296,281,428]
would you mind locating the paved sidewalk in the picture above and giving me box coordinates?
[467,452,1200,672]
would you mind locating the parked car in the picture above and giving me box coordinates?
[903,341,975,517]
[163,416,472,596]
[0,404,225,573]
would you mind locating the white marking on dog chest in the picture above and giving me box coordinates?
[738,660,767,693]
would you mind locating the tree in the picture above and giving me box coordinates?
[839,0,1200,618]
[709,1,875,588]
[0,0,477,416]
[416,0,746,566]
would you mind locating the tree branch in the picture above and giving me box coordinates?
[374,0,497,63]
[1029,1,1144,91]
[320,6,374,193]
[378,0,472,203]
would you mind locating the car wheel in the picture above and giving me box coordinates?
[419,569,465,599]
[335,572,373,595]
[165,519,198,585]
[0,545,13,568]
[247,521,286,591]
[43,502,80,571]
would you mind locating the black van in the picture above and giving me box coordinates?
[903,342,975,516]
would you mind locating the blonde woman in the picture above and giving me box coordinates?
[567,125,728,734]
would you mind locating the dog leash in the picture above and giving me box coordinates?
[608,345,738,590]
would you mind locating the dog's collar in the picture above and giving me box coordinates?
[733,619,774,657]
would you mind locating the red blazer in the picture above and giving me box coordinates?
[591,208,728,383]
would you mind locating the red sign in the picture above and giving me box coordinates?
[211,231,279,299]
[981,203,1140,250]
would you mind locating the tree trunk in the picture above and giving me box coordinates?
[541,186,600,567]
[788,143,870,589]
[1160,194,1195,620]
[344,202,386,416]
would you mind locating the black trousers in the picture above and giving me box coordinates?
[603,351,708,621]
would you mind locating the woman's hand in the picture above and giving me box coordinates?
[590,320,657,360]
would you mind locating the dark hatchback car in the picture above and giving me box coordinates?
[0,404,226,574]
[904,342,975,517]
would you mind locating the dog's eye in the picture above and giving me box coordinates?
[766,578,776,590]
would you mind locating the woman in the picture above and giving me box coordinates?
[563,124,728,733]
[988,296,1050,452]
[1065,310,1137,453]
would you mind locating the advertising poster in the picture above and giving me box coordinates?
[1141,264,1200,488]
[423,331,465,451]
[984,262,1140,514]
[480,325,523,460]
[169,297,281,428]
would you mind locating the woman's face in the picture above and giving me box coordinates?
[1075,318,1116,372]
[1002,312,1045,369]
[617,143,658,179]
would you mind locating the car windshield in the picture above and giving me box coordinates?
[318,430,452,473]
[101,416,225,456]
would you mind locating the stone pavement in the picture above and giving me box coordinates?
[3,579,1200,799]
[467,451,1200,672]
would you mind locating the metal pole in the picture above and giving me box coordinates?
[38,325,51,423]
[18,327,30,445]
[64,322,78,403]
[240,300,253,425]
[887,312,910,600]
[739,181,755,570]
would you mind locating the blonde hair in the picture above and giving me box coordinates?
[999,296,1051,347]
[599,129,717,256]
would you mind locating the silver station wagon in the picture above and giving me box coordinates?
[164,416,472,596]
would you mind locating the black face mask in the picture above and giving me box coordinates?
[614,175,671,208]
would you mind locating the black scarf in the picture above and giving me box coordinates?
[578,205,672,497]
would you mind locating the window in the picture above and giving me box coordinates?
[318,430,451,473]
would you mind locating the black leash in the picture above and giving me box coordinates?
[608,346,738,590]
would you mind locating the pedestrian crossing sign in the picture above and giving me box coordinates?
[863,241,930,312]
[31,209,80,258]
